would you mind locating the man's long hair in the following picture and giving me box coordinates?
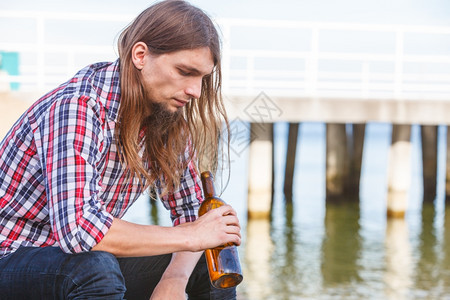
[116,0,229,194]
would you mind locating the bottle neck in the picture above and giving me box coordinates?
[201,171,217,198]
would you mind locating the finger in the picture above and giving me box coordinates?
[228,232,241,246]
[222,215,241,229]
[225,224,241,238]
[215,204,237,217]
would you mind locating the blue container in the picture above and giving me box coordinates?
[0,51,20,90]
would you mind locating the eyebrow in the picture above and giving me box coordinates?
[177,64,213,76]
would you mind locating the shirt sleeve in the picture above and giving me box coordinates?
[38,96,113,254]
[159,150,203,226]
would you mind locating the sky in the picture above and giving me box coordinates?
[1,0,450,97]
[1,0,450,26]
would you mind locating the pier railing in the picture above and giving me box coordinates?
[1,10,450,101]
[220,19,450,101]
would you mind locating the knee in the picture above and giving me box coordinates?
[77,250,124,283]
[65,251,126,299]
[83,250,121,274]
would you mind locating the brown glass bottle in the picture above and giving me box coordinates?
[199,171,243,289]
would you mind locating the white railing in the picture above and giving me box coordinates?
[219,19,450,100]
[1,10,450,100]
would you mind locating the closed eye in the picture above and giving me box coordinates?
[177,68,192,76]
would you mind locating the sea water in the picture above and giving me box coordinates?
[124,122,450,299]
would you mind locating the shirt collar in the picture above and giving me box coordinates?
[90,59,121,122]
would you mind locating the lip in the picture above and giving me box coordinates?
[173,98,189,107]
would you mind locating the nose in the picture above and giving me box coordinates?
[185,77,202,99]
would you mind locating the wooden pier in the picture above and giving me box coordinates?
[1,92,449,220]
[1,11,450,222]
[225,95,450,219]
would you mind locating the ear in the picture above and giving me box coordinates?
[131,42,148,70]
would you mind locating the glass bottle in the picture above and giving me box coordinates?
[199,171,243,289]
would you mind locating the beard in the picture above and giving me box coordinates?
[141,97,188,177]
[142,100,183,140]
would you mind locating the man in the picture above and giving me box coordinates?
[0,1,241,299]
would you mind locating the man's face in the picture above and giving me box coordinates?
[135,46,215,115]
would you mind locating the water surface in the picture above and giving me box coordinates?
[124,122,450,299]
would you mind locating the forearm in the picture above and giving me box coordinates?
[92,204,241,257]
[92,217,194,257]
[149,251,203,299]
[162,251,203,280]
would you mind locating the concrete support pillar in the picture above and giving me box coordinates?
[387,124,412,218]
[326,123,348,200]
[284,123,300,203]
[325,123,365,200]
[421,125,438,202]
[248,123,273,219]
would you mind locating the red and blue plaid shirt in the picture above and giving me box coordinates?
[0,60,203,258]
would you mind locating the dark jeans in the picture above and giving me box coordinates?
[0,246,236,300]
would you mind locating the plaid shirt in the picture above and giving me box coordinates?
[0,60,203,259]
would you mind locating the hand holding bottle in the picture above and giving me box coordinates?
[198,171,243,289]
[188,204,241,250]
